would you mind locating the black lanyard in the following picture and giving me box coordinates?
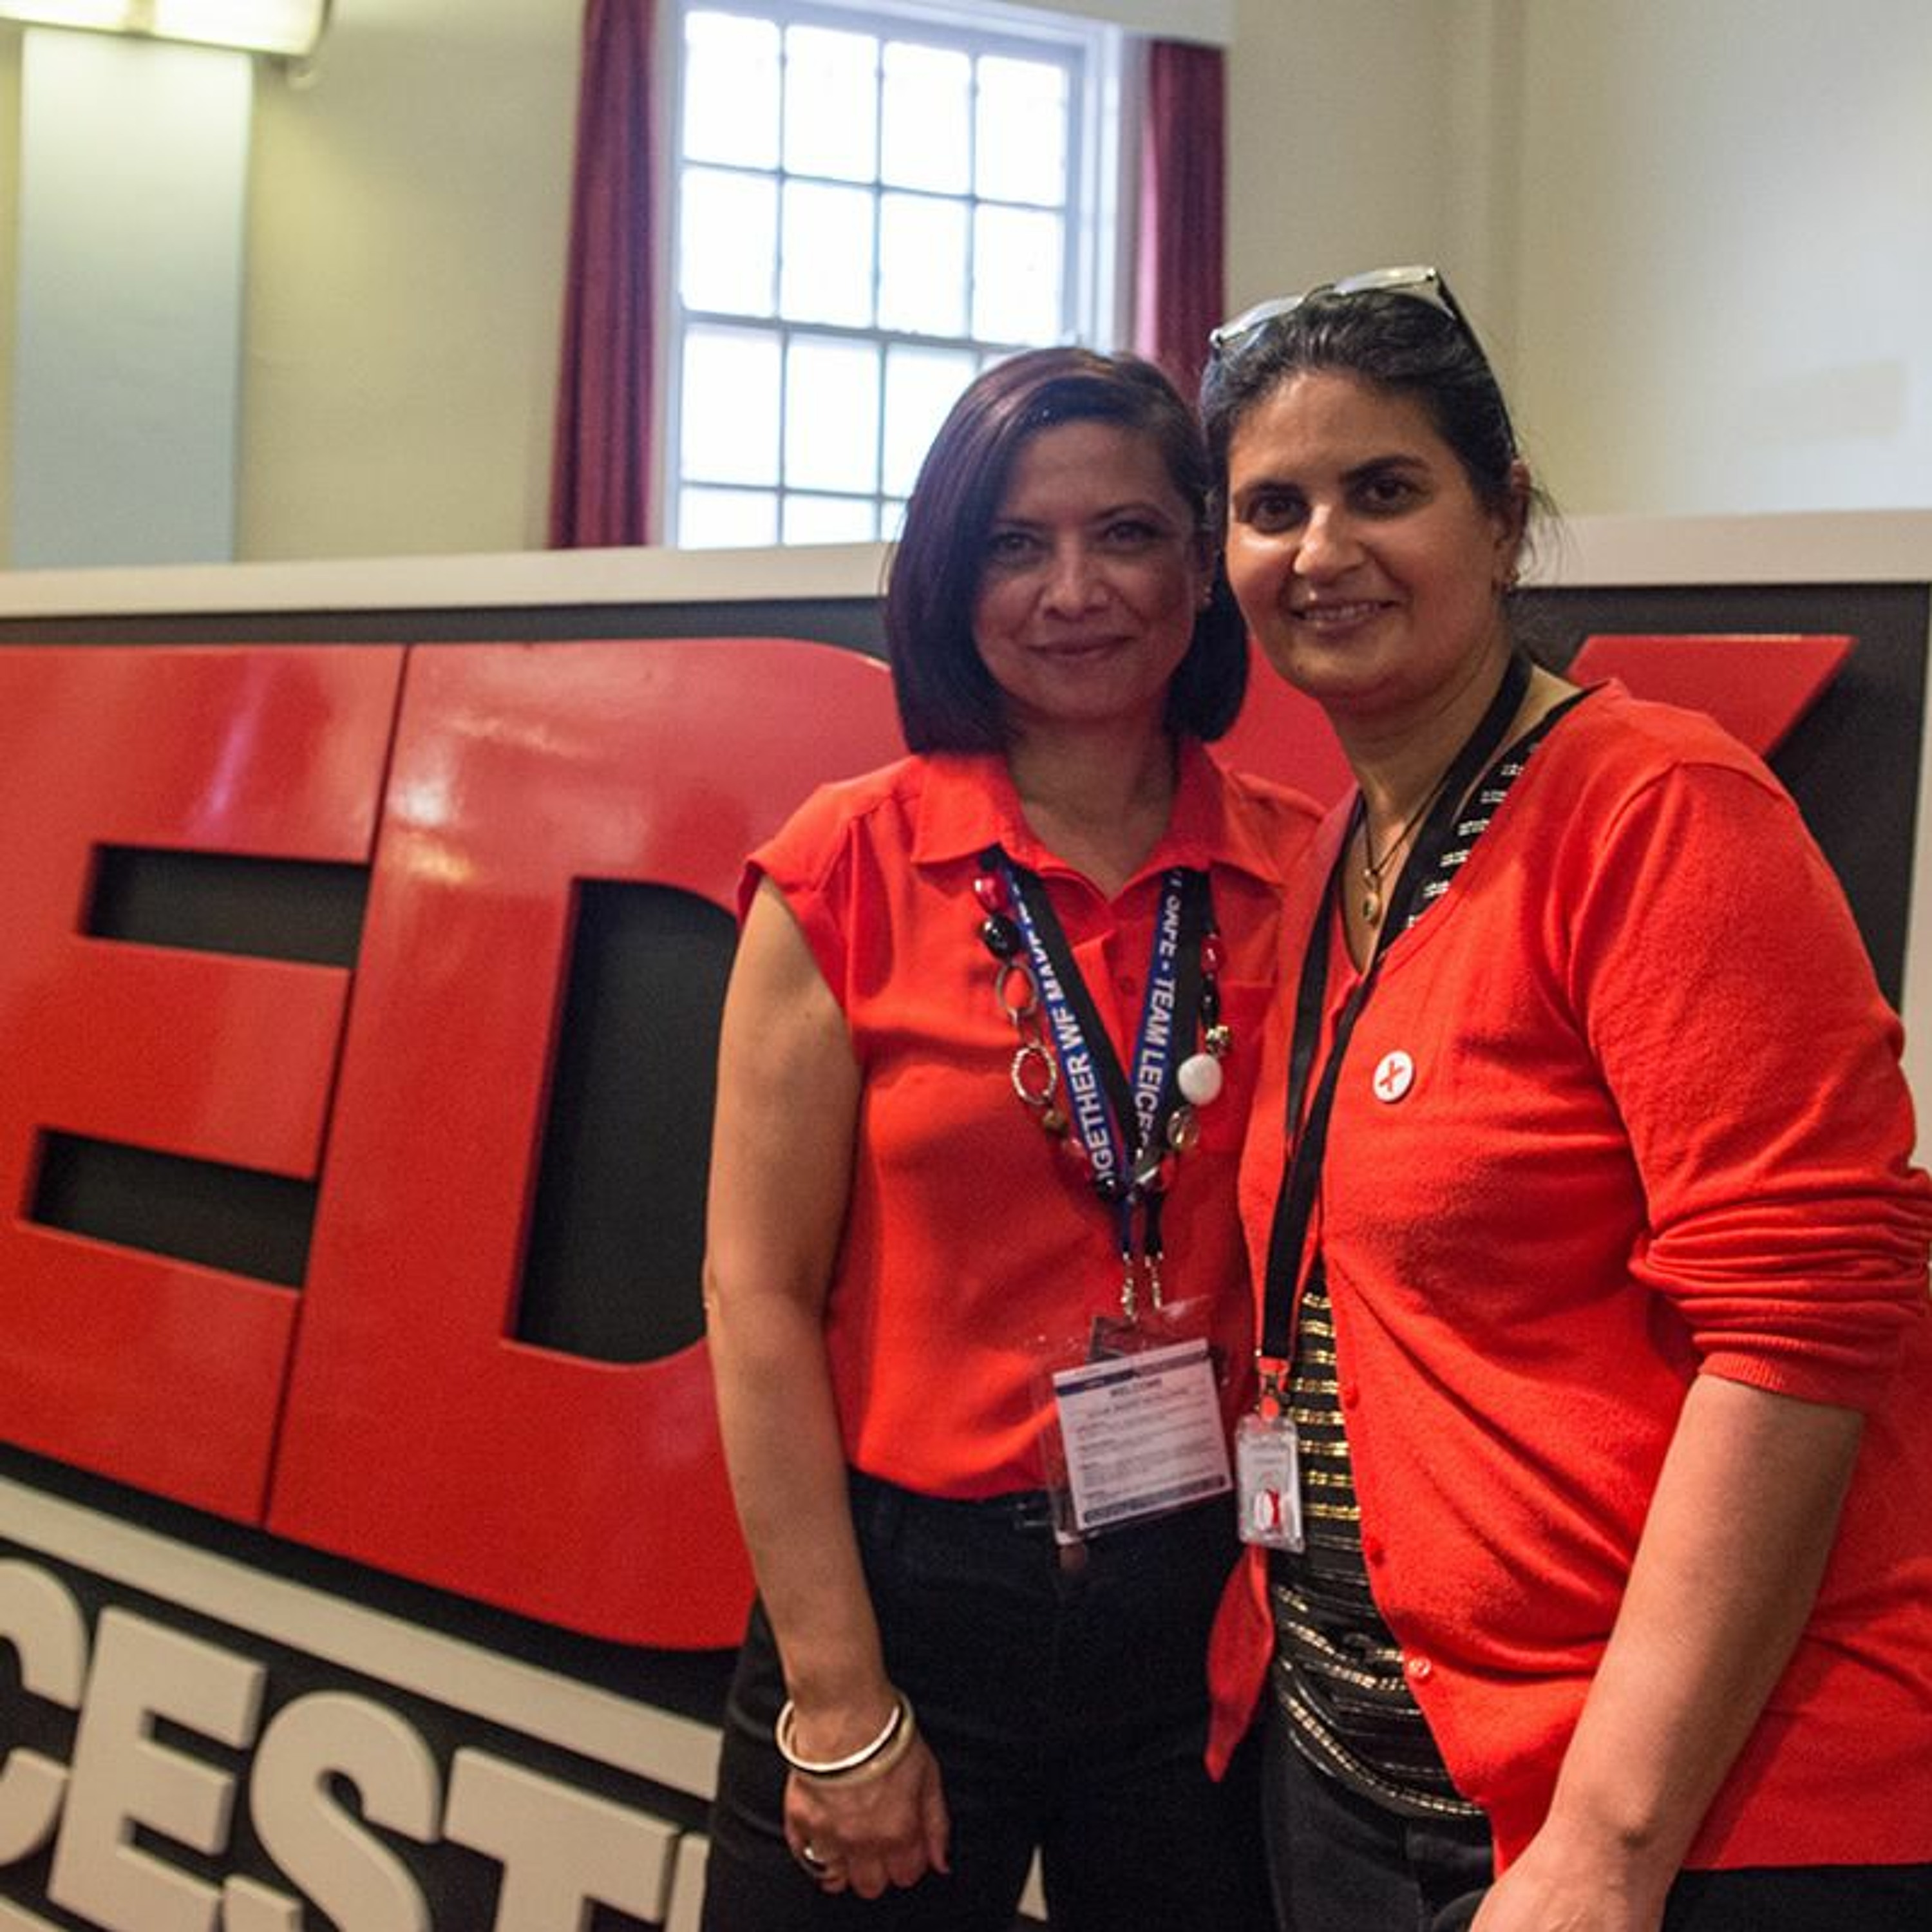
[1259,654,1531,1363]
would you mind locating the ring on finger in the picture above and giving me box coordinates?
[794,1842,832,1877]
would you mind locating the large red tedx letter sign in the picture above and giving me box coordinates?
[1220,635,1855,807]
[1566,634,1853,757]
[0,647,403,1518]
[270,639,905,1645]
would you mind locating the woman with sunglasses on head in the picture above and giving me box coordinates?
[699,347,1316,1931]
[1198,269,1932,1932]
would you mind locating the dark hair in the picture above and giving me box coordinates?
[1200,285,1544,540]
[886,346,1247,753]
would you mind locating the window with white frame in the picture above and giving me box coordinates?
[670,0,1123,548]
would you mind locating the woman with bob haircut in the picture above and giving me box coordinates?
[1201,267,1932,1931]
[699,346,1318,1930]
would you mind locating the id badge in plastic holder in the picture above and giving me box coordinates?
[1030,1296,1231,1547]
[1235,1408,1304,1551]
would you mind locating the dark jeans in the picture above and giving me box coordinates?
[1263,1705,1932,1932]
[1262,1710,1491,1932]
[700,1473,1271,1931]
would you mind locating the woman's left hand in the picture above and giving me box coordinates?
[783,1736,950,1899]
[1467,1827,1669,1932]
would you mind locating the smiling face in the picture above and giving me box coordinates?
[1222,369,1524,738]
[971,419,1210,745]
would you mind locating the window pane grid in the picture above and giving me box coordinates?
[672,1,1103,549]
[679,316,1018,484]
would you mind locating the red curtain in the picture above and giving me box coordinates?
[549,0,657,549]
[1133,39,1226,398]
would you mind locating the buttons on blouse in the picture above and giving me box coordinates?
[1403,1654,1434,1683]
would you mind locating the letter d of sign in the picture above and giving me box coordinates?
[269,639,905,1648]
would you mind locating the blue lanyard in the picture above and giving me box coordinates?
[998,857,1202,1258]
[1127,875,1189,1170]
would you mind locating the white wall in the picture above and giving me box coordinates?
[1509,0,1932,515]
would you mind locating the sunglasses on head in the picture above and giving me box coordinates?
[1208,264,1472,359]
[1208,263,1517,455]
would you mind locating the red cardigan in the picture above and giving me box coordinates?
[1212,686,1932,1870]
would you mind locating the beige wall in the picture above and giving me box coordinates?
[1229,2,1465,316]
[1509,0,1932,516]
[0,33,18,562]
[1230,0,1932,518]
[2,0,1928,565]
[1224,1,1526,428]
[240,0,579,560]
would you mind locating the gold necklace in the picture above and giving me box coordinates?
[1359,776,1451,925]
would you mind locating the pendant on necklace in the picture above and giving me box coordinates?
[1176,1050,1224,1106]
[1361,882,1381,925]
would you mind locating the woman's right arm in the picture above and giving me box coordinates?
[703,878,948,1897]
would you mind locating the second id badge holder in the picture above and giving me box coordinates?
[1030,1294,1233,1547]
[1235,1362,1303,1551]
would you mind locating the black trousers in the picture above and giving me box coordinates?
[1263,1707,1932,1932]
[700,1473,1271,1931]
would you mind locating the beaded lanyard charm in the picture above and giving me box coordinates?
[971,848,1229,1320]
